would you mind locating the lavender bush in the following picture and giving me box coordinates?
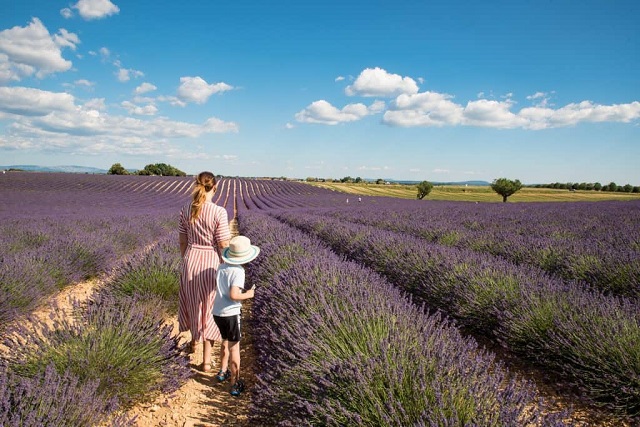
[238,211,568,426]
[98,233,181,315]
[2,293,191,408]
[0,363,136,426]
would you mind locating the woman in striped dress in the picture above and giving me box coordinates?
[178,171,231,372]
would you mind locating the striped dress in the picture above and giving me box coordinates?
[178,202,231,342]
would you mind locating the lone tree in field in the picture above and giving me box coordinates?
[491,177,523,202]
[416,180,434,199]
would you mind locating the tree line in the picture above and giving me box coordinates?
[530,182,639,193]
[108,163,186,176]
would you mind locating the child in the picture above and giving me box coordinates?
[212,235,259,396]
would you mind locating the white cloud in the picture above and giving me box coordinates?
[83,98,106,111]
[156,95,186,107]
[463,99,527,128]
[75,79,94,88]
[177,76,233,104]
[295,100,384,125]
[60,8,74,18]
[121,101,158,116]
[433,168,450,174]
[383,90,640,129]
[0,86,239,156]
[117,67,144,82]
[285,122,294,129]
[0,86,76,117]
[520,101,640,129]
[73,0,120,20]
[335,76,345,82]
[345,67,419,97]
[383,92,463,127]
[0,18,78,82]
[134,82,157,94]
[203,117,240,133]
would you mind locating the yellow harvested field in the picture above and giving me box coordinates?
[306,182,640,203]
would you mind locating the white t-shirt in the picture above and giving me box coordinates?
[213,263,245,317]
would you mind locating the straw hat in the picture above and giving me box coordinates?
[222,236,260,265]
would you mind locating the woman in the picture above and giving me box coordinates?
[178,171,231,372]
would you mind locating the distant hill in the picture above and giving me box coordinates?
[0,165,108,174]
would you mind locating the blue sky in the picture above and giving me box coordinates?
[1,0,638,184]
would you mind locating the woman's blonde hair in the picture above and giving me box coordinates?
[190,171,217,222]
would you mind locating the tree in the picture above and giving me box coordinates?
[491,178,523,202]
[108,163,128,175]
[138,163,186,176]
[355,177,362,183]
[375,178,385,185]
[416,181,434,200]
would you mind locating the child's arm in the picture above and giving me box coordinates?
[229,285,255,301]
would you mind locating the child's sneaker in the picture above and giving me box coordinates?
[230,379,245,396]
[216,369,231,382]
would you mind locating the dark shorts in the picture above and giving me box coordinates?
[213,314,242,342]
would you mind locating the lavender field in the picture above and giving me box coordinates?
[1,171,639,426]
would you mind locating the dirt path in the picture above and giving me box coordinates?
[124,217,255,427]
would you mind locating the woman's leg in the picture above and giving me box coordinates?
[202,339,213,372]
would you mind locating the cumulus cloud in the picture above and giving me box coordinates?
[121,101,158,116]
[117,67,144,82]
[0,86,76,117]
[134,82,157,94]
[0,86,238,156]
[0,18,78,82]
[383,91,640,129]
[294,99,384,125]
[384,92,463,127]
[73,0,120,20]
[345,67,419,97]
[177,76,234,104]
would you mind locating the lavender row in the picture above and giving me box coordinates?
[238,211,567,426]
[1,234,189,425]
[274,210,640,419]
[0,213,174,331]
[316,200,640,298]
